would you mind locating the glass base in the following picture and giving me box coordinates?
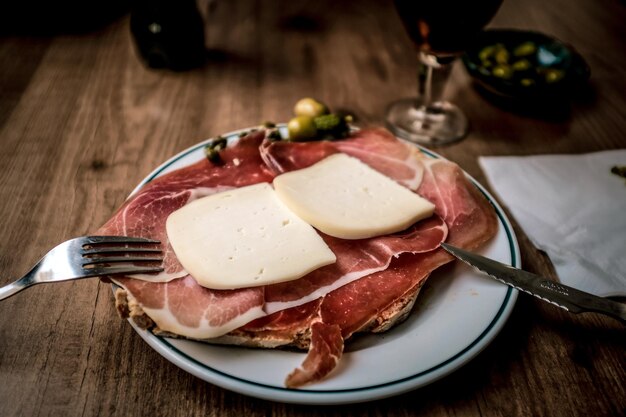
[385,98,469,146]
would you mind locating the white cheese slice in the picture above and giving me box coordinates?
[166,182,336,290]
[273,153,435,239]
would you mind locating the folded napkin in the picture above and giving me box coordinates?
[479,150,626,297]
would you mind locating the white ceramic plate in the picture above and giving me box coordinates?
[123,126,519,405]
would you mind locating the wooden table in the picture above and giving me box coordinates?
[1,0,624,415]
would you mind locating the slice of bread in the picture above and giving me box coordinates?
[114,278,425,350]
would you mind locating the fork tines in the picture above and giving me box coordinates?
[82,236,161,245]
[80,236,163,273]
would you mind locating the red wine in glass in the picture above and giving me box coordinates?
[386,0,503,145]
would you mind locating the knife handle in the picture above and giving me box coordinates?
[543,279,626,324]
[576,295,626,324]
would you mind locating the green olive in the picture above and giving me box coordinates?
[287,116,318,141]
[514,42,537,57]
[512,59,531,71]
[544,69,565,83]
[478,45,496,61]
[492,65,513,79]
[294,98,329,118]
[495,48,510,65]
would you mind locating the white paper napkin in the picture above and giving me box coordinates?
[479,150,626,297]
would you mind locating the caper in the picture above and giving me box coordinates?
[204,136,227,164]
[514,42,537,57]
[544,69,565,83]
[204,147,221,164]
[294,98,329,118]
[266,129,282,141]
[287,116,318,141]
[213,136,227,148]
[512,59,531,71]
[611,165,626,179]
[492,65,513,79]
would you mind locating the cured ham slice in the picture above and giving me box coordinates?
[285,322,343,388]
[106,129,447,340]
[264,216,447,311]
[102,131,274,337]
[113,215,446,339]
[99,130,274,282]
[260,127,425,190]
[240,128,497,386]
[106,127,497,387]
[418,158,497,249]
[333,127,426,190]
[114,275,267,339]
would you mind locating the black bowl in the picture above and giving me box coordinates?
[463,29,590,102]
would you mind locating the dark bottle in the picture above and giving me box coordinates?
[130,0,206,70]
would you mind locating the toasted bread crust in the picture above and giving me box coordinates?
[113,279,424,350]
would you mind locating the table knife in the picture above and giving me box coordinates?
[440,243,626,324]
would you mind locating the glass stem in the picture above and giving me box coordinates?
[423,63,433,106]
[417,52,455,111]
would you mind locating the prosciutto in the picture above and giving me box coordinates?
[100,130,274,282]
[247,129,497,387]
[261,127,425,190]
[100,129,448,339]
[101,127,496,387]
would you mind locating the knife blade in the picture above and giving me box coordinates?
[440,243,626,324]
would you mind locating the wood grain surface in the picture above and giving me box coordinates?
[0,0,624,416]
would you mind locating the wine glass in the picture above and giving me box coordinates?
[386,0,503,145]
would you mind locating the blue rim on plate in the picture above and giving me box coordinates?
[121,125,519,405]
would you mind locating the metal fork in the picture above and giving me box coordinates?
[0,236,164,301]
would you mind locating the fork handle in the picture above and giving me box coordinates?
[0,276,36,301]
